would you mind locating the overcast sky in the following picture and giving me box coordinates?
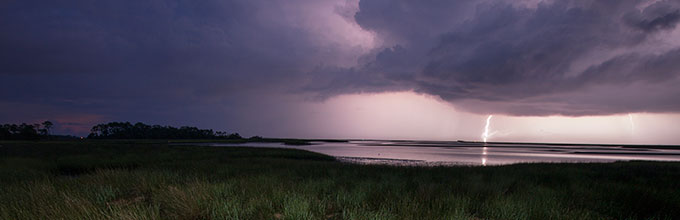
[2,0,680,144]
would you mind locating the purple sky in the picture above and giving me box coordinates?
[2,0,680,143]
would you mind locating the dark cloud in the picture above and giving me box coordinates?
[420,1,643,99]
[0,0,353,134]
[2,0,680,136]
[313,0,680,116]
[355,0,477,44]
[625,1,680,32]
[578,49,680,85]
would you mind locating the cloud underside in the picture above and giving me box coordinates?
[1,0,680,118]
[314,0,680,115]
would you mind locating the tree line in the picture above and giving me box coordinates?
[87,122,242,139]
[0,121,53,140]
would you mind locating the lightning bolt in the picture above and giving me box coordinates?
[482,115,493,143]
[628,113,634,134]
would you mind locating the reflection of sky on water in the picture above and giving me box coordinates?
[199,141,680,166]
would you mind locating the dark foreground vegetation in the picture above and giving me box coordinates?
[1,141,679,219]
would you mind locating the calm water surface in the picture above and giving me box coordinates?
[202,140,680,166]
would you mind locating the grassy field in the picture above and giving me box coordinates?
[1,141,679,219]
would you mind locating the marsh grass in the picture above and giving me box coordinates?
[1,140,679,219]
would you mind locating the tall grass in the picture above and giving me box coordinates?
[1,140,679,219]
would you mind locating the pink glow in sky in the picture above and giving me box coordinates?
[2,0,680,144]
[250,92,680,145]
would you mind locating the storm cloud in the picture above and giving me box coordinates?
[1,0,680,134]
[318,0,680,115]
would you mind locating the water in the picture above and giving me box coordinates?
[197,140,680,166]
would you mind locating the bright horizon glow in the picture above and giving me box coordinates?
[259,91,680,145]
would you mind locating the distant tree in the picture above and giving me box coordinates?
[0,124,10,139]
[87,122,239,140]
[40,121,53,136]
[9,124,19,135]
[227,133,242,139]
[19,123,39,139]
[0,123,43,140]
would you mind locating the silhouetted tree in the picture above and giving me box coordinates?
[87,122,241,139]
[227,133,242,139]
[0,123,46,140]
[40,121,53,136]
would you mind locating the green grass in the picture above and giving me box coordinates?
[1,140,679,219]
